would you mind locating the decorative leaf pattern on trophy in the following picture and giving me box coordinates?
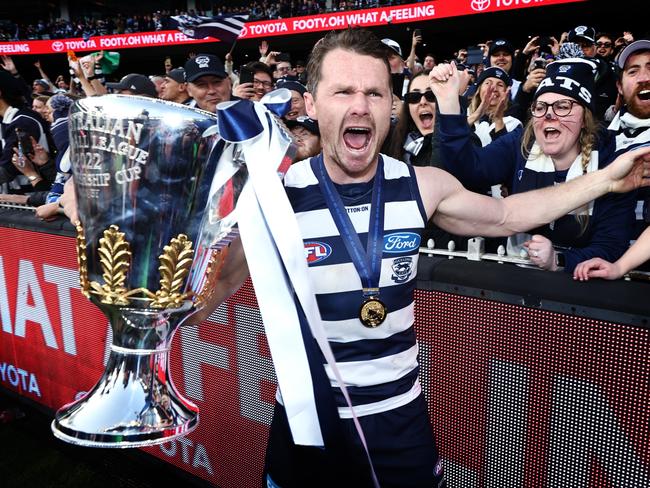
[74,221,91,299]
[195,247,229,309]
[151,234,194,309]
[90,225,132,305]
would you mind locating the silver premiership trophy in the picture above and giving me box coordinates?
[51,95,250,447]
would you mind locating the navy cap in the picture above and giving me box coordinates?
[286,116,319,136]
[568,26,596,44]
[489,39,514,58]
[276,78,306,96]
[106,74,157,97]
[476,66,512,87]
[166,68,186,84]
[184,54,227,83]
[381,38,403,58]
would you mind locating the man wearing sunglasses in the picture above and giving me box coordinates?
[596,33,615,62]
[592,32,619,121]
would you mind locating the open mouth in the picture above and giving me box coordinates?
[419,111,434,129]
[543,127,561,140]
[343,127,371,151]
[638,89,650,101]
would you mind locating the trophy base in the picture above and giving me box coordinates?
[51,307,199,448]
[51,415,199,448]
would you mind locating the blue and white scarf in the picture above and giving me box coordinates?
[507,145,598,256]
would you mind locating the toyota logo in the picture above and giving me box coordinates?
[51,41,65,52]
[239,25,248,38]
[471,0,491,11]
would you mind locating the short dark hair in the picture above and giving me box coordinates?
[306,28,391,98]
[244,61,273,78]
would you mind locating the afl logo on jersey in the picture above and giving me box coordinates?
[383,232,421,253]
[304,241,332,264]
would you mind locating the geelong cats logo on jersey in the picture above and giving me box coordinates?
[304,241,332,264]
[391,257,414,283]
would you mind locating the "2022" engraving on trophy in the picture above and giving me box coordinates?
[71,113,150,188]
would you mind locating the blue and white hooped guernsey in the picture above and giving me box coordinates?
[284,154,427,418]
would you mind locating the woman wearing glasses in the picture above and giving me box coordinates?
[430,58,636,273]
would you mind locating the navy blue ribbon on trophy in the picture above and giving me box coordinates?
[260,88,292,118]
[311,154,387,327]
[217,89,292,143]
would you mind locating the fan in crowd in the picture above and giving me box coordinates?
[1,13,649,278]
[466,66,522,147]
[433,58,637,273]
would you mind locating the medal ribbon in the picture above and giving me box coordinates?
[311,154,385,299]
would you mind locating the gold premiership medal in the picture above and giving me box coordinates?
[359,296,387,328]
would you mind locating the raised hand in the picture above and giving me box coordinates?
[233,82,255,100]
[265,51,279,65]
[0,55,17,75]
[11,147,40,183]
[467,83,493,126]
[523,36,540,55]
[428,62,461,114]
[492,87,510,122]
[259,40,269,57]
[522,67,546,94]
[606,145,650,194]
[412,30,422,48]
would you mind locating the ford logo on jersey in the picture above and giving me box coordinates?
[383,232,420,253]
[304,241,332,263]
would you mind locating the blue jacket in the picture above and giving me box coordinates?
[437,113,636,272]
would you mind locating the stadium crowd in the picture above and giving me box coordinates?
[0,1,399,41]
[0,12,649,279]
